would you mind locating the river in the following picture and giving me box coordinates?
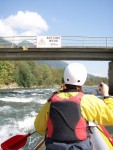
[0,86,112,150]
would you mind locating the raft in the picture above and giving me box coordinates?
[34,124,113,150]
[89,123,113,150]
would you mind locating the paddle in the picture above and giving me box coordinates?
[1,131,36,150]
[33,139,45,150]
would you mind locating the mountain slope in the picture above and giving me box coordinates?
[36,60,107,80]
[0,37,14,47]
[18,40,35,47]
[36,60,68,69]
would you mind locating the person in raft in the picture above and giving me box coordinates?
[34,63,113,150]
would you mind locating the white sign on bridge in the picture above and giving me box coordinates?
[36,36,61,48]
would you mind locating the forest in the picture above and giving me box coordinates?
[0,61,108,88]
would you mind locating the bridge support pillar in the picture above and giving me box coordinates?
[109,61,113,95]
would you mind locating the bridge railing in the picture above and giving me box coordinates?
[0,36,37,48]
[0,36,113,48]
[62,36,113,47]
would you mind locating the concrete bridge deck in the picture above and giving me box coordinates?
[0,36,113,94]
[0,46,113,60]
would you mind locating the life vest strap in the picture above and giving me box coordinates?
[98,125,113,145]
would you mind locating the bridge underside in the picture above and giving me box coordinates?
[0,46,113,95]
[0,47,113,60]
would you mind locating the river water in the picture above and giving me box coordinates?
[0,86,112,150]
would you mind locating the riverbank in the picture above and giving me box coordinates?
[0,83,19,90]
[0,83,60,91]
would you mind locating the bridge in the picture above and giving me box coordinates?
[0,36,113,94]
[0,36,113,60]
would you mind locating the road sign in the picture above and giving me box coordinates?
[36,36,61,48]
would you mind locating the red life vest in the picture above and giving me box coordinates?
[46,92,89,143]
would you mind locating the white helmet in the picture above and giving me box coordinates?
[64,63,87,86]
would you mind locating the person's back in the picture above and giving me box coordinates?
[45,89,93,150]
[34,63,113,150]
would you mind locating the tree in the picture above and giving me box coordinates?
[51,67,63,85]
[36,64,53,86]
[0,61,15,85]
[0,60,108,88]
[14,61,36,87]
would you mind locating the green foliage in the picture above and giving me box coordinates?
[0,61,108,88]
[35,64,56,86]
[51,67,63,85]
[85,76,108,86]
[14,61,36,88]
[0,61,15,85]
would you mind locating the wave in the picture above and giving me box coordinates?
[0,96,48,104]
[0,105,14,112]
[0,111,37,146]
[17,115,36,131]
[0,97,34,103]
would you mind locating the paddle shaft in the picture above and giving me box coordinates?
[29,131,36,136]
[33,139,45,150]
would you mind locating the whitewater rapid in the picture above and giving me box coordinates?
[0,86,106,149]
[0,88,54,149]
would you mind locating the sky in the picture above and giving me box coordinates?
[0,0,113,77]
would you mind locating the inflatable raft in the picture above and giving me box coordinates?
[34,123,113,150]
[89,123,113,150]
[1,123,113,150]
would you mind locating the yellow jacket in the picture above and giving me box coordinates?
[34,92,113,135]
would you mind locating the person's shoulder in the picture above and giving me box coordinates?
[81,94,102,108]
[83,93,96,97]
[82,94,100,101]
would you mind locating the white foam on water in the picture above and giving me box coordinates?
[37,98,47,104]
[0,96,34,103]
[13,89,30,93]
[30,111,37,116]
[0,95,48,104]
[0,105,14,112]
[0,124,19,148]
[13,88,53,94]
[17,116,36,131]
[0,111,37,149]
